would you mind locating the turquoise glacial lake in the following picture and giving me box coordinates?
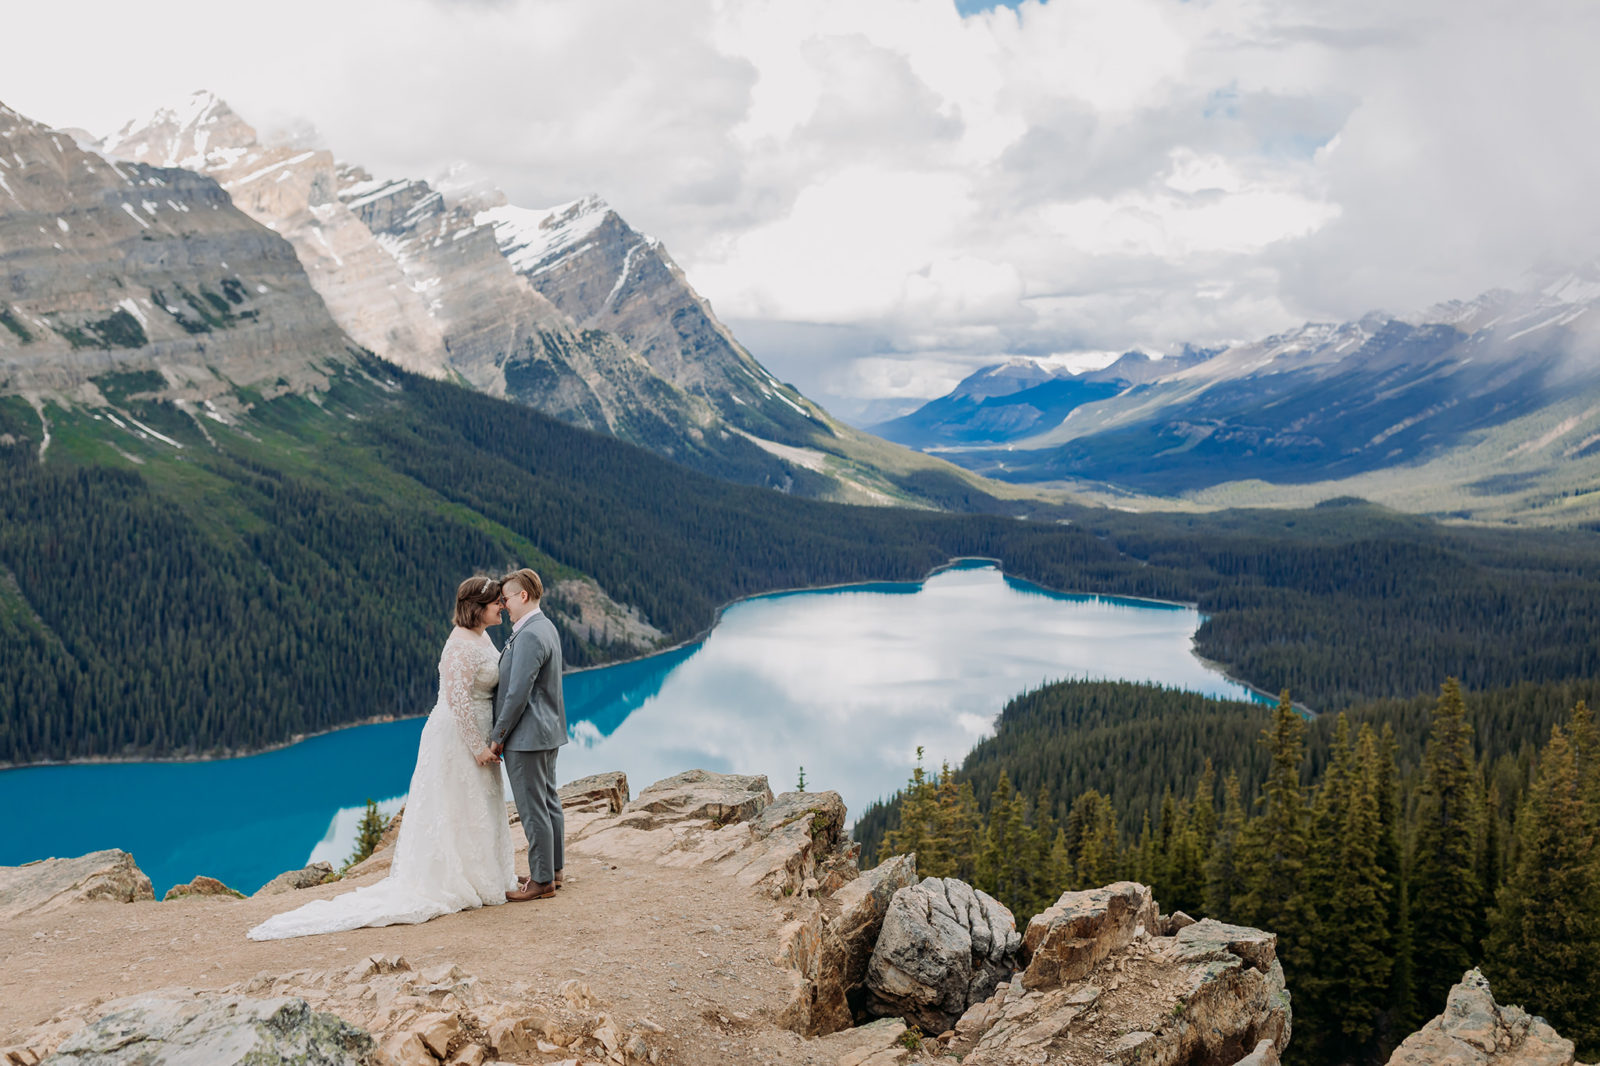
[0,562,1268,896]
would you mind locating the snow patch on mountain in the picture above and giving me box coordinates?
[477,196,614,277]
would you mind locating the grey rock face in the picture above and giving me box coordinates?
[0,849,154,920]
[98,96,798,485]
[808,854,920,1034]
[102,93,449,382]
[1021,881,1158,989]
[864,876,1021,1033]
[0,102,354,402]
[161,875,243,901]
[42,993,375,1065]
[1387,968,1579,1066]
[556,770,631,816]
[482,196,825,444]
[951,902,1291,1066]
[252,861,336,896]
[620,769,775,828]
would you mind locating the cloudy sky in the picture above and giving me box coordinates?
[8,0,1598,419]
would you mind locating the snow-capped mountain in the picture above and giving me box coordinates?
[101,93,448,380]
[478,195,821,443]
[874,348,1215,450]
[76,92,988,506]
[0,99,354,406]
[97,93,819,484]
[928,269,1600,517]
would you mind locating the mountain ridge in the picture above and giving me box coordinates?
[885,271,1600,523]
[86,91,1019,508]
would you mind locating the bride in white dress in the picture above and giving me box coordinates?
[248,576,517,940]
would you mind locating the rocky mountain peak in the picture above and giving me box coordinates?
[477,194,633,282]
[0,99,355,402]
[104,90,257,172]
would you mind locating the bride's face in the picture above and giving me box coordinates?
[477,599,503,628]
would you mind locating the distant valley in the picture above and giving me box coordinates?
[885,272,1600,524]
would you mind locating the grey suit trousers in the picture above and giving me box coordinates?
[505,747,563,885]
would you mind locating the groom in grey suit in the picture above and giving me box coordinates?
[490,567,567,901]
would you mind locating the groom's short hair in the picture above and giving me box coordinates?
[504,567,544,602]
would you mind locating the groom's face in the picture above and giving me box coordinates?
[502,581,533,623]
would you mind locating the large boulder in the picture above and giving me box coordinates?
[1020,881,1158,989]
[0,850,154,920]
[41,993,376,1065]
[253,861,336,896]
[781,853,920,1036]
[572,772,849,899]
[619,769,773,827]
[864,877,1021,1033]
[950,887,1291,1066]
[1387,968,1580,1066]
[162,875,244,901]
[557,770,630,815]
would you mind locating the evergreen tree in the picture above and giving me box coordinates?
[1374,722,1413,1047]
[1331,724,1396,1061]
[1234,691,1309,972]
[933,768,982,883]
[1299,715,1356,1061]
[1030,786,1064,914]
[345,799,388,871]
[1191,759,1219,852]
[1485,720,1600,1056]
[1409,678,1483,1020]
[884,747,941,869]
[1204,771,1247,920]
[978,771,1037,915]
[1568,700,1600,824]
[1071,789,1121,888]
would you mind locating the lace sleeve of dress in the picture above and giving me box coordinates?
[441,637,488,754]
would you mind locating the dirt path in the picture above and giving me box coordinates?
[0,851,825,1065]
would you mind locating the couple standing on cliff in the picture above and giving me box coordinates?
[248,569,567,941]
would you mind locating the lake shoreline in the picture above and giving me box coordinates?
[0,556,1234,772]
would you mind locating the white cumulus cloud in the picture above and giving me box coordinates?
[4,0,1597,419]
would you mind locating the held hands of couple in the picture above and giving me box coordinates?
[475,745,502,767]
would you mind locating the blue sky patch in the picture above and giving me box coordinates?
[955,0,1032,16]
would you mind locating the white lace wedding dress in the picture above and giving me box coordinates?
[247,629,516,940]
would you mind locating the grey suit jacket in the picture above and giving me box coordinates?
[491,611,568,752]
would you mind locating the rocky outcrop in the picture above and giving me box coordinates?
[946,887,1290,1066]
[556,770,631,816]
[779,854,920,1037]
[807,1017,917,1066]
[0,101,355,404]
[0,850,154,920]
[817,855,920,1029]
[40,993,376,1065]
[161,875,244,901]
[1387,968,1584,1066]
[862,877,1021,1034]
[571,770,849,899]
[1020,880,1158,989]
[252,861,335,896]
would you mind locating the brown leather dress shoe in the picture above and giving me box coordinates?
[506,880,556,902]
[519,871,564,889]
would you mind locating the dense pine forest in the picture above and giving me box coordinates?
[6,356,1600,763]
[855,677,1600,1063]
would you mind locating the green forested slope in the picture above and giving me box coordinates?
[8,358,1600,763]
[855,677,1600,1064]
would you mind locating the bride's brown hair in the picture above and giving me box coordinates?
[454,574,503,628]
